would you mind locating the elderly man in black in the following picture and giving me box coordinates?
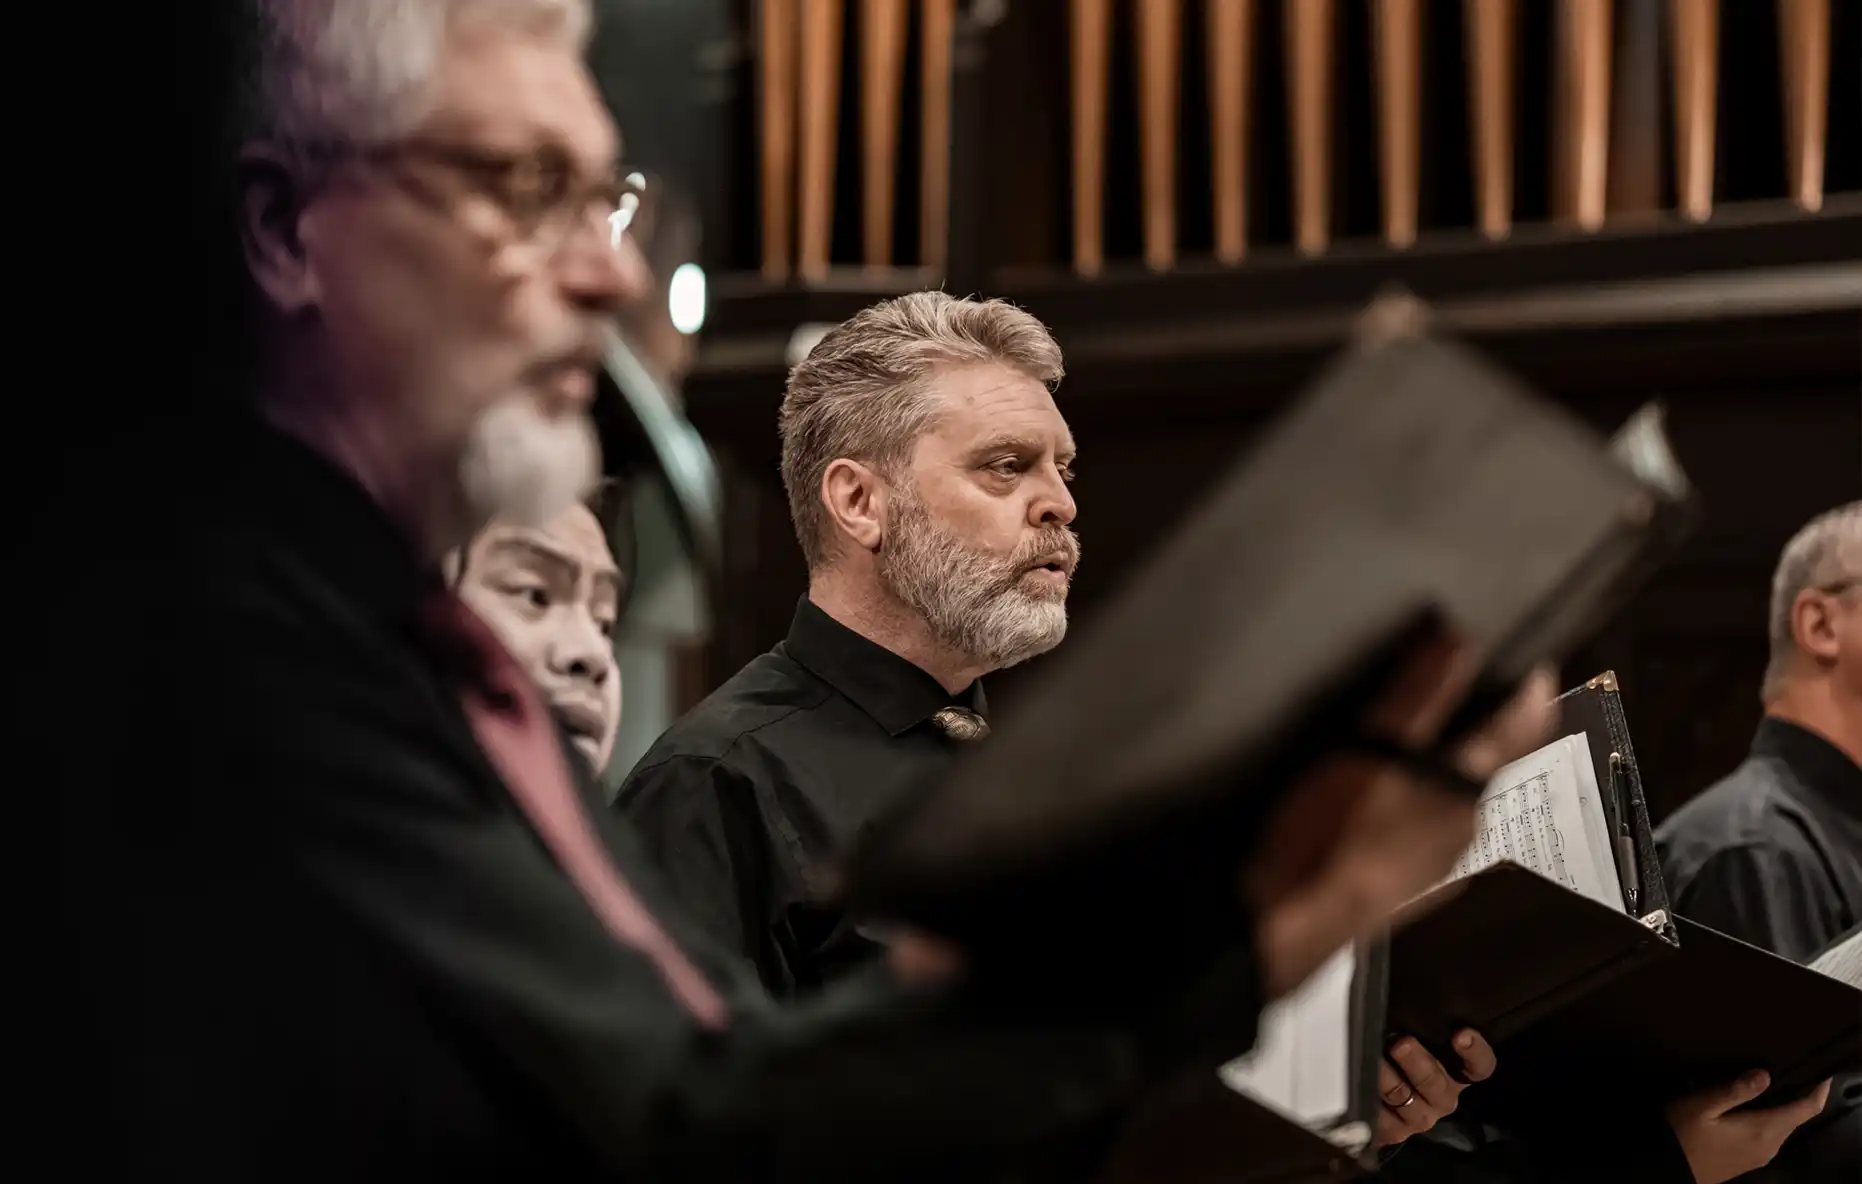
[1657,501,1862,1182]
[39,1,1572,1180]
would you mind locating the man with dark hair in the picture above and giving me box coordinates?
[448,488,629,774]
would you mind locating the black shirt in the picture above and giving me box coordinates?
[1656,716,1862,1184]
[614,597,985,996]
[49,415,1263,1181]
[1657,716,1862,962]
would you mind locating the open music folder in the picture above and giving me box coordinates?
[1110,676,1861,1183]
[1387,674,1862,1124]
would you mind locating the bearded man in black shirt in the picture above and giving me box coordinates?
[616,292,1086,994]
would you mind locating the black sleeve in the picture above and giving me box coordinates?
[1670,839,1844,964]
[209,614,1253,1181]
[612,753,774,979]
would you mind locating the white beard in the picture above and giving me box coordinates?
[458,395,600,529]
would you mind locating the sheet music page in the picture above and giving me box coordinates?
[1809,927,1862,989]
[1445,733,1626,913]
[1219,944,1355,1129]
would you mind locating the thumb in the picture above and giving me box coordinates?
[1703,1070,1772,1118]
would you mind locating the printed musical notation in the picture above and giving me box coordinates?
[1445,734,1626,913]
[1453,771,1575,890]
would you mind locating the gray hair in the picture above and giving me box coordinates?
[236,0,592,156]
[778,292,1065,569]
[1763,501,1862,699]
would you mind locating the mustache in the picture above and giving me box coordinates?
[1005,527,1082,578]
[524,330,612,381]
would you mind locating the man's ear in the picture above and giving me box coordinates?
[236,143,322,314]
[1791,588,1841,665]
[820,458,888,555]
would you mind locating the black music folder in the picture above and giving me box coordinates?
[1386,675,1862,1122]
[845,313,1695,956]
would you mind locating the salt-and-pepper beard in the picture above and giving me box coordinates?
[878,483,1081,672]
[458,395,601,530]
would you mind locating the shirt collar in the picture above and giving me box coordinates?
[782,596,986,737]
[1753,716,1862,823]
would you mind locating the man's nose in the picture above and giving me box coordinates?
[552,616,615,684]
[1031,466,1077,527]
[558,230,652,316]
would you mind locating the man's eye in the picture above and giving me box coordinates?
[502,583,550,611]
[987,458,1022,477]
[1058,464,1077,483]
[596,616,618,639]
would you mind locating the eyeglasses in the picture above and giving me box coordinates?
[344,139,658,262]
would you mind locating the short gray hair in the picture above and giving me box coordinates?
[1763,501,1862,699]
[778,292,1065,569]
[236,0,591,156]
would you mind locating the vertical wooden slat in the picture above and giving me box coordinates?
[1071,0,1113,274]
[1373,0,1424,248]
[1553,0,1613,231]
[797,0,844,280]
[1285,0,1336,255]
[920,0,956,271]
[1669,0,1717,222]
[860,0,908,268]
[759,0,797,280]
[1136,0,1182,271]
[1208,0,1255,264]
[1778,0,1829,213]
[1607,0,1662,218]
[1464,0,1516,240]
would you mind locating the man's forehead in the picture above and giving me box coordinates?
[423,24,619,167]
[927,364,1073,452]
[476,507,619,575]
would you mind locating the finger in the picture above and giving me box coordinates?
[1452,666,1558,781]
[1769,1079,1834,1131]
[1362,632,1480,748]
[885,929,966,986]
[1451,1028,1498,1083]
[1702,1070,1773,1118]
[1378,1058,1417,1109]
[1390,1037,1461,1112]
[1374,1107,1414,1149]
